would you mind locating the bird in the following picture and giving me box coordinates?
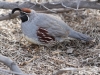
[11,8,94,46]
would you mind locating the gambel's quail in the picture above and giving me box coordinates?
[11,8,93,46]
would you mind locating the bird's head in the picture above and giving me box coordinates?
[12,8,31,22]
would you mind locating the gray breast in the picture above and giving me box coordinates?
[21,20,39,43]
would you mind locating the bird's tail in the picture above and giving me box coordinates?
[68,30,93,42]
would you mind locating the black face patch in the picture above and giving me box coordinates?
[20,12,29,22]
[37,27,55,43]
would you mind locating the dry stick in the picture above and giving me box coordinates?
[0,8,73,21]
[0,68,31,75]
[47,56,77,67]
[20,56,39,66]
[0,54,24,75]
[0,8,82,21]
[0,11,20,21]
[53,67,78,75]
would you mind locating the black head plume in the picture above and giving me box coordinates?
[12,8,22,14]
[12,8,29,22]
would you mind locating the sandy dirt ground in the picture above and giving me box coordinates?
[0,0,100,75]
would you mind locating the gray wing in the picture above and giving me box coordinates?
[29,13,93,42]
[33,13,71,38]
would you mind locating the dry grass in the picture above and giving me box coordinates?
[0,0,100,75]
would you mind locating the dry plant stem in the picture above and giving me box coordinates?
[0,54,23,75]
[47,56,77,67]
[20,56,39,66]
[0,11,20,21]
[0,9,73,21]
[53,67,78,75]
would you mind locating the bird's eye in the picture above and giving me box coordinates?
[20,12,29,22]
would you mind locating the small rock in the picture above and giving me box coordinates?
[67,48,74,54]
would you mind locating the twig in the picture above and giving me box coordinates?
[0,68,31,75]
[53,67,78,75]
[0,11,20,21]
[47,56,77,67]
[20,56,39,66]
[0,54,23,75]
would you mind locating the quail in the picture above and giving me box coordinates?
[11,8,93,46]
